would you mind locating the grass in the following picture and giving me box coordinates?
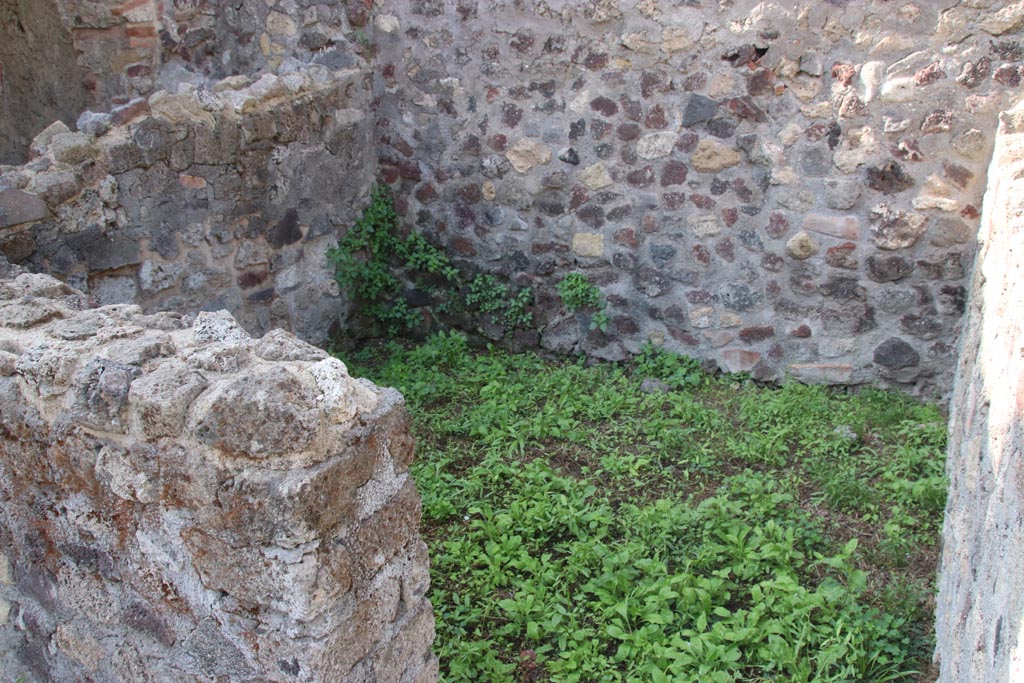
[344,332,947,683]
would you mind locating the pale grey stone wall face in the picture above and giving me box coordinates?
[0,273,437,683]
[367,0,1024,398]
[935,100,1024,682]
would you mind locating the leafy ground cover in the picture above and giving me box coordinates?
[345,332,947,683]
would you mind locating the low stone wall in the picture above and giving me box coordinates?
[935,101,1024,681]
[0,64,375,344]
[0,272,437,682]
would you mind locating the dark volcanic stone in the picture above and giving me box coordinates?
[660,161,688,186]
[873,337,920,369]
[682,94,719,127]
[866,161,914,195]
[995,64,1023,87]
[715,238,735,262]
[868,255,914,282]
[739,325,774,343]
[682,72,707,91]
[706,117,738,138]
[765,212,789,239]
[821,276,866,301]
[590,96,619,117]
[913,61,946,86]
[747,69,775,95]
[650,243,677,265]
[592,120,612,140]
[620,96,642,121]
[576,205,605,228]
[607,205,632,221]
[502,103,523,128]
[921,110,953,134]
[663,192,686,209]
[721,283,760,311]
[645,105,668,129]
[900,314,943,339]
[726,96,766,122]
[558,147,580,165]
[641,71,672,98]
[627,166,656,188]
[738,229,763,251]
[957,57,991,88]
[68,229,142,270]
[676,132,699,152]
[584,52,609,70]
[617,123,642,141]
[634,267,671,297]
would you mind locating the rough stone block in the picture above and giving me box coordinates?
[572,232,604,257]
[0,274,434,683]
[0,188,49,228]
[787,363,853,383]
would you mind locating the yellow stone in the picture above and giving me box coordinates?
[690,139,740,173]
[719,312,742,328]
[579,162,613,190]
[572,233,604,258]
[506,139,551,173]
[266,11,298,37]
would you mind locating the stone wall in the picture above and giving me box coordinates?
[0,0,89,164]
[4,1,1023,391]
[0,65,376,344]
[935,99,1024,682]
[0,271,437,683]
[369,0,1024,396]
[43,0,374,112]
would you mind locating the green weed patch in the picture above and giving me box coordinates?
[346,333,946,683]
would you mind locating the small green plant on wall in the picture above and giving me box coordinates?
[328,185,533,336]
[465,273,534,334]
[557,272,610,333]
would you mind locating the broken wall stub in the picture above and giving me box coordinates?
[0,272,437,683]
[935,100,1024,682]
[0,65,376,345]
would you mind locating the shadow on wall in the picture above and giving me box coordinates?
[0,0,89,164]
[936,100,1024,683]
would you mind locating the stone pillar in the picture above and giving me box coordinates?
[0,272,437,682]
[935,100,1024,681]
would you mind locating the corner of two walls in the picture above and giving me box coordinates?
[366,0,1024,399]
[4,0,1022,397]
